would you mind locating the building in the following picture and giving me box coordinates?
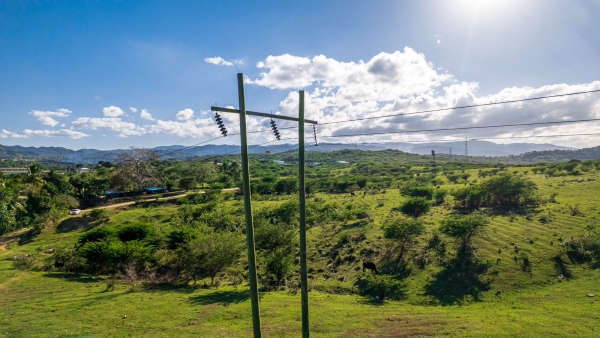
[273,160,285,165]
[145,187,164,194]
[333,161,349,165]
[0,168,29,175]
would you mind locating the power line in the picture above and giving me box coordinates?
[318,117,600,138]
[314,131,600,144]
[318,88,600,126]
[157,135,226,159]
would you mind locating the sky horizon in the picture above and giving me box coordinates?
[1,1,600,150]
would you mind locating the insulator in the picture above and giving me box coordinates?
[215,112,227,136]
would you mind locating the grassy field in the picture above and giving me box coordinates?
[1,168,599,337]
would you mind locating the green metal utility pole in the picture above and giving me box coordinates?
[211,77,317,338]
[237,73,262,338]
[298,90,310,337]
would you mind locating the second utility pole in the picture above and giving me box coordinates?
[298,90,309,338]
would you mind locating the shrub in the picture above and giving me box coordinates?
[405,186,434,200]
[180,232,244,285]
[399,197,431,218]
[117,223,153,242]
[166,228,199,250]
[12,254,37,270]
[78,226,115,247]
[356,274,404,300]
[433,189,448,205]
[563,229,600,262]
[78,239,126,273]
[451,186,484,209]
[255,221,297,287]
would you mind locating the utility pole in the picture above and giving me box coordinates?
[298,90,310,338]
[237,73,262,338]
[210,75,318,338]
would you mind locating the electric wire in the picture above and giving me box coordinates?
[157,135,226,159]
[316,117,600,138]
[313,132,600,144]
[318,88,600,125]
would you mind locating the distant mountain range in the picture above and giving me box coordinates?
[518,145,600,162]
[0,140,580,164]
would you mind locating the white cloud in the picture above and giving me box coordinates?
[1,130,27,138]
[140,109,155,121]
[30,109,72,127]
[95,95,102,101]
[129,107,138,113]
[176,108,194,120]
[36,116,60,127]
[72,117,147,137]
[250,48,450,96]
[22,129,89,139]
[151,112,257,139]
[103,106,125,117]
[204,56,234,67]
[249,50,600,147]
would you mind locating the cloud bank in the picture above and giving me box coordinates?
[8,49,600,148]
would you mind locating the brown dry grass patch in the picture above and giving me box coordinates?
[344,315,447,338]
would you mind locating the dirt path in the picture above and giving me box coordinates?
[85,187,240,211]
[0,229,29,251]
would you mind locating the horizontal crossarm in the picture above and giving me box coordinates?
[211,106,318,125]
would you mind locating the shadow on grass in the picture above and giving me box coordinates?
[55,217,96,234]
[553,256,573,278]
[43,272,103,284]
[424,258,491,305]
[188,290,250,306]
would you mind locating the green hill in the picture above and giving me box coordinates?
[1,163,599,337]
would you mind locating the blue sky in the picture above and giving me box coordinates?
[1,0,600,149]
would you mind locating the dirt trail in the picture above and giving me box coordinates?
[86,187,240,211]
[0,229,28,251]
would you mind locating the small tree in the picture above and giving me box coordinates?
[255,221,297,287]
[113,147,160,193]
[440,214,489,256]
[178,176,197,191]
[357,178,368,190]
[399,197,431,218]
[182,232,243,285]
[383,216,425,264]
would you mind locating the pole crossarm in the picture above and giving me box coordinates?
[211,106,318,125]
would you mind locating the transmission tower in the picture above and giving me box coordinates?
[464,135,469,163]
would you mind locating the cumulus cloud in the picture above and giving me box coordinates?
[103,106,125,117]
[22,129,89,139]
[248,50,600,147]
[30,108,72,127]
[176,108,194,120]
[130,107,138,113]
[204,56,234,67]
[140,109,155,121]
[1,129,26,138]
[151,112,258,139]
[72,117,147,137]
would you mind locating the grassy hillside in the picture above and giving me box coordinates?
[1,168,599,337]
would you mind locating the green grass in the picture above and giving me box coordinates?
[1,169,600,337]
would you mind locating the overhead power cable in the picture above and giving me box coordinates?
[157,135,226,159]
[314,131,600,143]
[318,88,600,126]
[318,117,600,138]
